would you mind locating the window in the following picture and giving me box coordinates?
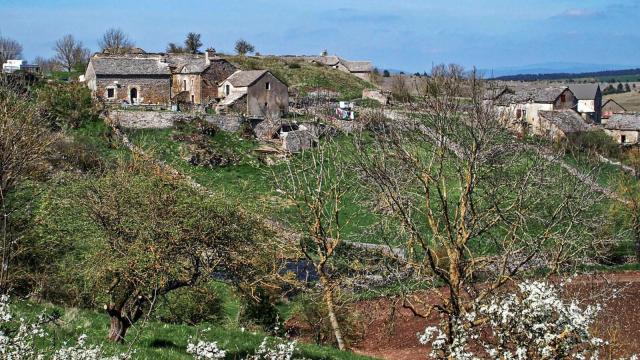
[106,88,115,99]
[516,109,522,118]
[183,80,187,91]
[225,84,230,95]
[621,135,627,144]
[266,82,271,90]
[264,102,268,109]
[560,94,566,103]
[191,95,195,103]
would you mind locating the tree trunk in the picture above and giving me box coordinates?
[320,274,346,351]
[107,312,130,343]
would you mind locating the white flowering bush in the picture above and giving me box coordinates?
[187,336,304,360]
[0,295,126,360]
[418,281,636,360]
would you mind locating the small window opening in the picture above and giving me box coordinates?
[621,135,627,144]
[266,82,271,90]
[107,88,115,99]
[183,80,187,91]
[191,95,195,103]
[225,84,230,95]
[560,94,566,102]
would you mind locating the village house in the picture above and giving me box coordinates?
[601,99,626,122]
[604,113,640,145]
[84,49,237,107]
[286,54,373,81]
[2,59,40,74]
[568,84,602,124]
[84,53,172,106]
[491,85,577,136]
[537,110,592,141]
[217,70,289,119]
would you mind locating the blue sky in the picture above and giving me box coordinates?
[1,0,639,73]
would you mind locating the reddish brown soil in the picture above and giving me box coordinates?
[290,272,640,360]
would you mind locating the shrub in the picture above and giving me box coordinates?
[295,294,363,347]
[241,287,281,333]
[37,82,100,130]
[566,130,621,159]
[154,284,224,325]
[288,62,301,69]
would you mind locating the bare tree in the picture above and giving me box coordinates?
[98,28,134,54]
[0,86,54,291]
[54,34,90,72]
[184,32,202,54]
[275,139,354,350]
[0,37,22,65]
[33,56,58,74]
[235,39,255,56]
[354,66,608,349]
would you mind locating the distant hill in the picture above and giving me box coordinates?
[490,68,640,82]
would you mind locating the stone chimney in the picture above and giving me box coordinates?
[205,48,216,66]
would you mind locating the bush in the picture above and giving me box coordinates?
[154,284,225,325]
[36,82,100,130]
[288,62,301,69]
[240,287,280,333]
[294,294,363,347]
[566,130,620,159]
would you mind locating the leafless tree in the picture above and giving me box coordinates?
[275,139,354,350]
[354,66,609,347]
[235,39,255,56]
[53,34,90,72]
[0,86,54,292]
[0,37,22,65]
[166,42,186,54]
[33,56,58,74]
[98,28,134,54]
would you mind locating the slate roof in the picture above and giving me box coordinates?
[90,55,171,76]
[602,99,626,111]
[494,86,569,105]
[342,60,373,73]
[539,110,591,133]
[605,113,640,131]
[224,70,268,87]
[165,54,208,74]
[568,84,600,100]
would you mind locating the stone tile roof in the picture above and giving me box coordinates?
[605,113,640,131]
[342,60,372,73]
[568,84,600,100]
[224,70,268,87]
[539,110,591,133]
[90,55,171,76]
[165,53,208,74]
[494,86,569,105]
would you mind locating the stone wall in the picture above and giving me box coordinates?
[110,110,243,132]
[96,76,171,105]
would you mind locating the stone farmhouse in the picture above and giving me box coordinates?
[491,85,578,136]
[85,50,237,107]
[217,70,289,119]
[282,55,373,81]
[604,113,640,145]
[601,99,626,122]
[537,110,592,140]
[568,84,603,124]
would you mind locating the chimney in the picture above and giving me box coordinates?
[205,48,216,66]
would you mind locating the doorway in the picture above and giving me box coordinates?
[130,88,138,104]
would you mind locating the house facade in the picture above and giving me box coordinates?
[85,54,172,105]
[217,70,289,119]
[604,114,640,145]
[492,86,577,136]
[601,99,626,122]
[568,84,602,124]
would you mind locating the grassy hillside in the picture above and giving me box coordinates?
[224,56,375,100]
[605,91,640,112]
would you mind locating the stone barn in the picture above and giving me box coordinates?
[217,70,289,119]
[85,54,172,106]
[605,114,640,145]
[601,99,626,123]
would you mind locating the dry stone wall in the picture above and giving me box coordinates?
[110,110,243,132]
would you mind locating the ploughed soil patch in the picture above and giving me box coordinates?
[287,271,640,360]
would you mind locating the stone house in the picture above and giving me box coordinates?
[604,114,640,145]
[167,50,237,106]
[217,70,288,119]
[538,110,592,141]
[492,86,577,136]
[601,99,626,122]
[568,84,602,124]
[85,54,172,105]
[85,50,237,107]
[299,55,372,81]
